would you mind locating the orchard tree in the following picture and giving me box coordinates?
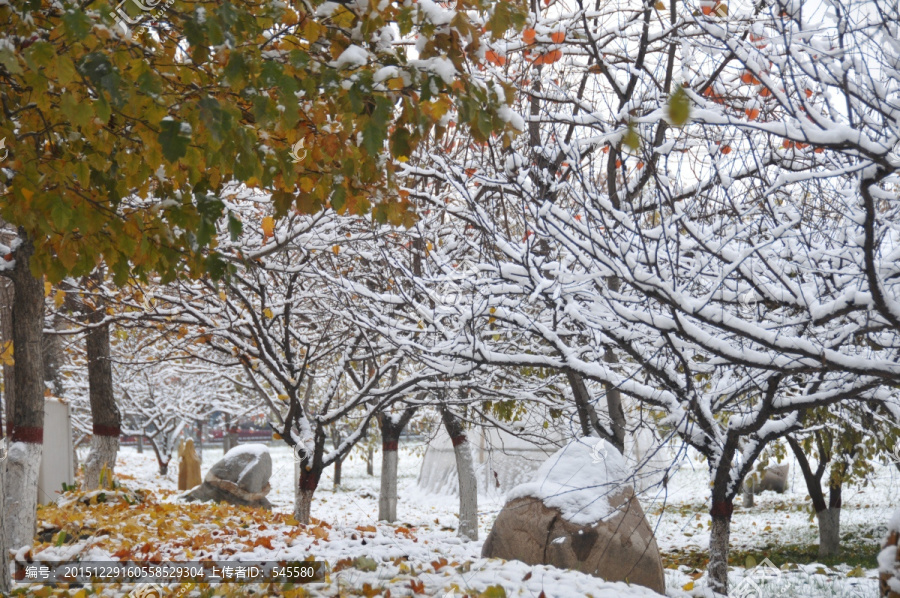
[0,0,526,583]
[350,0,900,593]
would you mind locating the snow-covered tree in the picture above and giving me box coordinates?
[346,0,900,592]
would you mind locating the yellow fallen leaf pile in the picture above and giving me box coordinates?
[14,484,332,597]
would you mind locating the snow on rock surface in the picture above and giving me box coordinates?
[507,437,630,526]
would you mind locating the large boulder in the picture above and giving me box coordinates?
[482,438,665,595]
[181,444,272,508]
[747,464,790,494]
[880,508,900,597]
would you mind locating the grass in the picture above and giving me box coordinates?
[663,539,881,571]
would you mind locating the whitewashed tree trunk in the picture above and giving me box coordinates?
[83,435,119,489]
[5,234,45,561]
[379,446,399,522]
[5,442,42,550]
[376,407,416,523]
[452,439,478,541]
[0,451,10,594]
[440,406,478,541]
[367,445,374,476]
[818,507,841,558]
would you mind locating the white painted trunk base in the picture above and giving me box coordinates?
[818,507,841,557]
[0,449,9,594]
[379,449,399,522]
[83,435,119,489]
[4,442,42,550]
[453,441,478,541]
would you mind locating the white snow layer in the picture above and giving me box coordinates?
[507,437,631,526]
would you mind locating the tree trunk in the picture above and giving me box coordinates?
[786,435,839,558]
[819,481,843,558]
[378,408,416,523]
[567,370,626,454]
[295,469,320,524]
[5,232,46,552]
[0,454,8,594]
[42,313,64,398]
[379,440,399,522]
[136,425,144,454]
[0,274,14,440]
[196,420,203,462]
[83,307,121,489]
[708,499,733,595]
[818,506,841,558]
[367,444,374,476]
[441,406,478,541]
[331,429,343,489]
[333,456,343,488]
[224,414,238,453]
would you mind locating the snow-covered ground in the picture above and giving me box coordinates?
[24,442,888,596]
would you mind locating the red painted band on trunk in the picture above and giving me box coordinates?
[710,500,734,518]
[383,441,399,451]
[92,424,121,437]
[300,472,320,491]
[451,435,467,447]
[11,426,43,443]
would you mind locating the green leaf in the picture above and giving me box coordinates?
[57,57,77,86]
[745,555,757,569]
[363,121,385,156]
[55,531,67,546]
[667,85,692,127]
[50,202,71,229]
[62,9,92,41]
[60,95,94,129]
[24,42,55,70]
[489,3,513,41]
[158,119,191,162]
[390,127,412,160]
[0,48,22,75]
[227,213,243,241]
[623,121,641,151]
[94,96,111,124]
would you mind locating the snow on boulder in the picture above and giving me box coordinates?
[482,438,665,595]
[879,508,900,596]
[181,444,273,509]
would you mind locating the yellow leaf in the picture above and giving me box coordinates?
[262,215,275,239]
[272,432,282,440]
[332,245,340,255]
[44,280,52,297]
[682,581,694,591]
[278,394,289,402]
[263,307,274,319]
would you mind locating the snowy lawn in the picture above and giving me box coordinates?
[12,442,890,597]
